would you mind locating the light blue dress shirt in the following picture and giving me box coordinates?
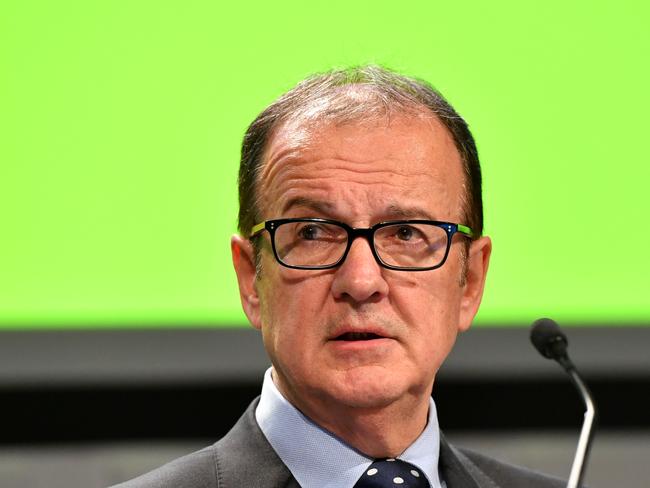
[255,368,443,488]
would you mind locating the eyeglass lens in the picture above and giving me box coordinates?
[273,221,449,269]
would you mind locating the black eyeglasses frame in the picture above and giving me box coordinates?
[249,218,474,272]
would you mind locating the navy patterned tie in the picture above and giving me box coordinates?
[354,458,431,487]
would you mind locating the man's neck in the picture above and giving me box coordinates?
[315,400,430,458]
[273,372,431,458]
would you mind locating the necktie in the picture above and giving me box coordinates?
[353,458,431,487]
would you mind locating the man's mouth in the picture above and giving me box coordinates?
[333,332,384,341]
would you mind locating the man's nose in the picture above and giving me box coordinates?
[331,237,389,303]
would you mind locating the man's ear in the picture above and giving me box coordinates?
[231,234,262,330]
[458,236,492,332]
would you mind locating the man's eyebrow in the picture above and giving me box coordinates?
[282,197,335,216]
[385,204,437,221]
[280,199,437,220]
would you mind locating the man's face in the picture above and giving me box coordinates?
[232,113,491,418]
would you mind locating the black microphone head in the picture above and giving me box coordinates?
[530,318,569,360]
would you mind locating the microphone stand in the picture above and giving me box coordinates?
[561,359,597,488]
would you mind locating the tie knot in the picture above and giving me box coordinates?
[354,458,430,487]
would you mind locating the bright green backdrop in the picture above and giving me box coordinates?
[2,1,648,328]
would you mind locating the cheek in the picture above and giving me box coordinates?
[396,267,462,321]
[397,271,463,360]
[258,266,332,352]
[263,277,327,325]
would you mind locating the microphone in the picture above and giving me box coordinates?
[530,318,597,488]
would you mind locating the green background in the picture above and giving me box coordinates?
[2,1,648,329]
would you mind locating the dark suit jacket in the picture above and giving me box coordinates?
[111,398,566,488]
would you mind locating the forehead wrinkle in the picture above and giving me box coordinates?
[269,158,435,190]
[257,116,466,222]
[268,170,432,208]
[260,146,307,189]
[314,160,434,179]
[260,111,455,176]
[262,116,448,182]
[257,119,318,197]
[261,163,457,221]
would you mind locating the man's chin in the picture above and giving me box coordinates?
[316,369,410,410]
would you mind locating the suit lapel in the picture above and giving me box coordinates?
[215,398,300,488]
[439,434,500,488]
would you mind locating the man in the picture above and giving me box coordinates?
[113,66,565,487]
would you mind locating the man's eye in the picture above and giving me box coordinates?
[298,225,320,240]
[396,226,414,241]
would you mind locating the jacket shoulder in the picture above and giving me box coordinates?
[458,447,567,488]
[109,444,218,488]
[108,398,296,488]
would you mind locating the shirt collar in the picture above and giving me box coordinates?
[255,367,442,488]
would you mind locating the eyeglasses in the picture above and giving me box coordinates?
[249,218,474,271]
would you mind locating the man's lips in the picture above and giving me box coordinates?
[329,327,394,342]
[332,331,385,341]
[327,328,395,354]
